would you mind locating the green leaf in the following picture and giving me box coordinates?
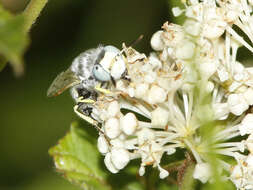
[0,55,7,71]
[0,5,29,75]
[49,122,112,190]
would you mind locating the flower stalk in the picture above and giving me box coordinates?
[22,0,48,32]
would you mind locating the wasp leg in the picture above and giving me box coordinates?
[74,105,98,125]
[73,104,109,136]
[77,97,96,104]
[73,104,111,144]
[95,83,112,94]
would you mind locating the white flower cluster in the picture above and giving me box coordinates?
[85,0,253,188]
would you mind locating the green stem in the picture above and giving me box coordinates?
[22,0,48,32]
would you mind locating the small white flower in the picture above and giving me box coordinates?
[227,93,249,116]
[193,163,212,183]
[139,165,145,176]
[127,87,135,97]
[97,135,109,154]
[147,85,167,104]
[104,153,119,173]
[120,113,137,135]
[137,128,155,145]
[217,66,229,82]
[149,52,162,69]
[111,148,130,170]
[228,81,242,92]
[230,164,243,189]
[172,7,184,17]
[150,31,165,51]
[238,114,253,136]
[243,88,253,105]
[151,107,170,127]
[135,83,149,98]
[107,101,120,117]
[246,134,253,153]
[144,71,157,84]
[203,20,227,39]
[104,117,121,139]
[184,19,201,36]
[199,59,217,78]
[213,103,229,120]
[175,40,195,60]
[158,166,169,179]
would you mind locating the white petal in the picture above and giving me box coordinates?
[111,148,130,170]
[172,7,183,17]
[243,88,253,105]
[104,118,121,139]
[175,41,195,60]
[203,20,226,39]
[135,83,149,99]
[137,128,155,145]
[107,101,120,117]
[97,135,109,154]
[147,85,167,104]
[213,103,229,120]
[151,107,170,127]
[228,94,249,116]
[193,163,212,183]
[159,166,169,179]
[184,19,201,36]
[104,153,119,173]
[120,113,138,135]
[150,31,165,51]
[139,165,145,176]
[239,114,253,136]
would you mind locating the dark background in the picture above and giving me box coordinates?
[0,0,170,189]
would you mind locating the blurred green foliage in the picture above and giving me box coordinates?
[0,4,28,75]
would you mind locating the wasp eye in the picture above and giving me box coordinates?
[92,64,111,82]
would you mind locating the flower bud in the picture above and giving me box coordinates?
[243,88,253,105]
[151,107,170,127]
[97,135,109,154]
[135,83,149,98]
[158,166,169,179]
[228,94,249,116]
[150,31,165,51]
[104,117,121,139]
[147,85,167,104]
[107,101,120,117]
[238,114,253,136]
[104,153,119,173]
[120,113,138,135]
[193,163,212,183]
[175,41,195,60]
[111,148,130,170]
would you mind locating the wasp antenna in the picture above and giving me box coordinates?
[129,34,144,47]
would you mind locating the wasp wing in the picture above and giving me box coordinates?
[47,68,81,97]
